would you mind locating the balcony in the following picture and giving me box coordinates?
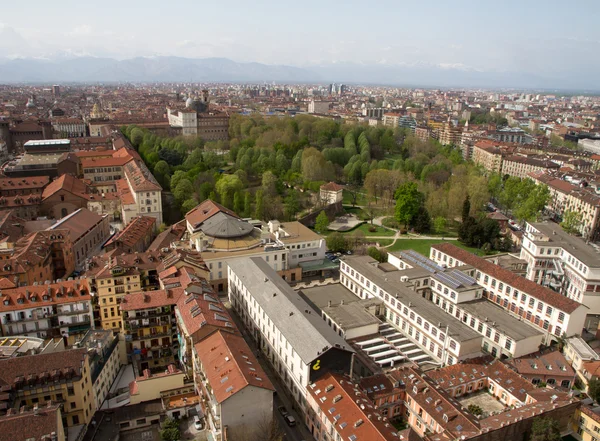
[57,307,89,316]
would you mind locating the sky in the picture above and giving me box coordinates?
[1,0,599,77]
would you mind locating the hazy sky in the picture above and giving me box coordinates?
[1,0,599,75]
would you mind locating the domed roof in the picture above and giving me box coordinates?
[26,98,35,108]
[199,212,254,239]
[185,97,194,107]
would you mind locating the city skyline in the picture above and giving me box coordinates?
[1,0,599,88]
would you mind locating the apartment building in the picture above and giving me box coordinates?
[104,215,156,254]
[508,350,575,388]
[122,160,163,225]
[51,118,86,138]
[0,348,96,428]
[0,403,66,441]
[78,329,120,409]
[382,113,401,127]
[120,288,184,375]
[94,261,143,331]
[41,174,90,219]
[572,404,600,441]
[472,141,503,173]
[305,372,399,441]
[389,251,544,359]
[501,155,560,179]
[228,257,354,410]
[0,280,93,344]
[308,100,331,114]
[530,172,600,240]
[267,220,327,271]
[47,208,110,271]
[430,243,588,343]
[194,330,275,441]
[341,255,482,366]
[520,222,600,315]
[0,230,75,285]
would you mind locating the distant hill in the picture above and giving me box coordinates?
[0,55,595,90]
[0,56,319,83]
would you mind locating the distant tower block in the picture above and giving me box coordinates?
[202,89,209,103]
[52,85,60,97]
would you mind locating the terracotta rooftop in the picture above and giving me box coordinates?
[195,330,274,404]
[42,174,89,200]
[320,181,344,192]
[0,279,91,312]
[120,288,184,311]
[104,216,155,249]
[508,350,575,379]
[0,403,62,441]
[185,199,238,230]
[309,372,400,441]
[0,176,50,191]
[48,208,105,242]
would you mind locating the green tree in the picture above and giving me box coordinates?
[301,147,335,182]
[315,211,330,233]
[173,178,194,204]
[560,210,583,235]
[160,418,180,441]
[368,246,388,263]
[170,170,187,191]
[433,216,447,234]
[588,378,600,402]
[262,170,278,196]
[529,416,561,441]
[514,184,550,222]
[181,198,198,214]
[254,189,265,220]
[394,182,423,228]
[233,191,244,215]
[462,195,471,223]
[244,192,253,218]
[412,206,431,234]
[326,232,348,252]
[467,404,483,416]
[284,192,300,221]
[216,174,243,209]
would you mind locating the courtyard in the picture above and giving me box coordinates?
[458,390,507,417]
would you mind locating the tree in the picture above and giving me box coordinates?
[529,416,561,441]
[560,210,583,235]
[181,198,198,214]
[394,182,423,228]
[368,246,388,263]
[412,206,431,234]
[467,404,483,416]
[215,174,243,209]
[462,195,471,223]
[284,192,300,221]
[588,378,600,402]
[160,418,180,441]
[326,232,348,252]
[315,211,330,233]
[233,191,244,215]
[514,184,549,222]
[173,178,194,204]
[244,192,252,218]
[433,216,447,234]
[301,147,335,182]
[262,170,278,196]
[254,189,265,220]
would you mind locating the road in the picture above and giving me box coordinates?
[223,301,315,441]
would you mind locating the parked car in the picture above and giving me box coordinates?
[284,415,297,427]
[277,406,289,417]
[193,416,204,430]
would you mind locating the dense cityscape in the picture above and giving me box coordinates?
[2,4,600,441]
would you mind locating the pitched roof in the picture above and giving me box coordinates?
[320,182,344,192]
[48,208,105,242]
[42,174,89,200]
[123,160,162,192]
[0,279,91,312]
[509,350,574,378]
[0,404,62,441]
[185,199,239,230]
[309,372,404,441]
[431,243,584,313]
[195,330,273,403]
[120,288,184,311]
[104,216,155,249]
[0,176,50,191]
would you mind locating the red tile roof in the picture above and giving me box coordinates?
[104,216,155,249]
[0,176,50,191]
[0,403,62,441]
[431,243,583,313]
[320,182,344,192]
[42,174,89,200]
[195,330,273,403]
[0,279,91,312]
[309,372,399,441]
[120,288,184,311]
[185,199,239,229]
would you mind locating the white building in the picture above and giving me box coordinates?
[308,101,331,114]
[319,182,344,205]
[430,243,588,344]
[340,255,483,366]
[520,222,600,316]
[228,257,354,411]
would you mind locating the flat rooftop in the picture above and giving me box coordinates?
[460,299,543,341]
[299,283,361,309]
[529,222,600,266]
[322,301,381,330]
[345,256,481,342]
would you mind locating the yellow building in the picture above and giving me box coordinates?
[94,262,142,331]
[0,348,95,428]
[572,404,600,441]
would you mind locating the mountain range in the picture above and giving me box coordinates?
[0,55,594,90]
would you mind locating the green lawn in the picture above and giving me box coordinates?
[385,239,492,257]
[343,206,368,220]
[356,223,396,237]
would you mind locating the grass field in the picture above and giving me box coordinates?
[385,239,491,256]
